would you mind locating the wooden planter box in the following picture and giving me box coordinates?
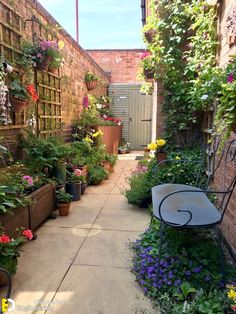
[99,125,122,154]
[29,183,56,231]
[0,206,29,236]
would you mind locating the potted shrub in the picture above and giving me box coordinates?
[0,228,33,286]
[65,169,83,201]
[9,80,28,113]
[56,190,73,216]
[104,153,118,172]
[85,72,98,90]
[88,166,108,185]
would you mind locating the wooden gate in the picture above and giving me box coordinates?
[108,84,152,150]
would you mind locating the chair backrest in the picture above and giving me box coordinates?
[209,137,236,219]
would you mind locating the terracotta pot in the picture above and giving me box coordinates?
[155,152,167,164]
[144,68,154,80]
[144,29,156,43]
[10,97,28,113]
[86,80,97,90]
[57,202,70,216]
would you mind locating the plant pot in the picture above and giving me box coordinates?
[0,205,29,236]
[81,182,87,195]
[3,62,13,74]
[65,182,81,201]
[144,29,156,43]
[118,148,127,154]
[51,162,67,183]
[57,202,71,216]
[110,165,114,173]
[10,97,28,113]
[155,152,167,164]
[86,80,97,90]
[29,183,56,231]
[143,68,154,80]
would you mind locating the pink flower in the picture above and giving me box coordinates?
[232,305,236,312]
[23,175,34,186]
[227,73,234,83]
[73,169,82,176]
[22,229,33,240]
[37,53,42,59]
[140,52,150,59]
[83,96,89,108]
[0,234,11,243]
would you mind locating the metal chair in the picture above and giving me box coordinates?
[0,268,12,314]
[151,138,236,280]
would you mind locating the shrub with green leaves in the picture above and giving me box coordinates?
[88,166,108,185]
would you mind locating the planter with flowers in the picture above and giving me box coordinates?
[21,40,64,71]
[147,138,167,164]
[85,72,98,90]
[0,228,33,286]
[8,80,39,113]
[141,54,156,80]
[56,190,73,216]
[65,169,86,201]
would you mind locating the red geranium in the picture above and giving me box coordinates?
[22,229,33,240]
[27,85,39,102]
[103,117,121,126]
[0,234,11,243]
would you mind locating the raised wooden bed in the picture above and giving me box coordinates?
[99,125,122,154]
[0,205,29,236]
[29,183,56,231]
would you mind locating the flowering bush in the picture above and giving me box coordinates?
[0,228,33,275]
[66,168,86,183]
[132,221,236,313]
[132,165,148,175]
[147,138,167,154]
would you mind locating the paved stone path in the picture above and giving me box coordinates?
[11,156,156,314]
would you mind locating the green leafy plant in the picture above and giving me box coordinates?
[140,82,154,95]
[9,79,28,100]
[84,71,98,82]
[88,166,108,185]
[56,190,73,203]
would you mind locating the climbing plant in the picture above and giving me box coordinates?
[142,0,218,143]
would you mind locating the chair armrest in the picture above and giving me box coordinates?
[158,189,230,227]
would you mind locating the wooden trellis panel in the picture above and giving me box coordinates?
[36,70,62,138]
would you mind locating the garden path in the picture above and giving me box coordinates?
[11,154,157,314]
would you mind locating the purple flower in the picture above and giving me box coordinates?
[204,275,211,282]
[185,270,191,276]
[193,266,201,273]
[227,73,234,83]
[174,279,182,286]
[83,96,89,108]
[22,175,34,186]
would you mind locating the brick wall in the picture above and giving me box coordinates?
[0,0,109,155]
[86,49,146,83]
[217,0,236,256]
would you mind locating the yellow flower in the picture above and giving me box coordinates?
[84,136,93,143]
[156,139,166,147]
[175,156,181,160]
[58,40,65,50]
[147,143,157,151]
[227,289,236,300]
[92,129,103,138]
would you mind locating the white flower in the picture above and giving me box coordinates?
[201,94,208,100]
[96,104,102,109]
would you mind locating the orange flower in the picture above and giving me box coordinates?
[27,85,39,102]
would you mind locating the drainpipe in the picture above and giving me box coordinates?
[151,81,157,142]
[76,0,79,43]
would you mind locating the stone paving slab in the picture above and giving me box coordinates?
[46,265,156,314]
[11,156,157,314]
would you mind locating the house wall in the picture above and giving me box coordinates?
[86,49,145,84]
[0,0,109,157]
[217,0,236,256]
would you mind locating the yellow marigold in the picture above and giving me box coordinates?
[156,139,166,147]
[92,130,103,138]
[227,289,236,300]
[58,40,65,50]
[147,143,157,151]
[84,136,93,143]
[175,156,181,160]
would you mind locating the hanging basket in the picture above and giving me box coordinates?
[86,80,97,90]
[143,68,154,80]
[36,56,51,71]
[10,97,28,113]
[144,29,156,43]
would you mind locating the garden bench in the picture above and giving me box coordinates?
[151,138,236,280]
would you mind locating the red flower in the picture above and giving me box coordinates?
[22,229,33,240]
[232,305,236,312]
[27,85,39,102]
[0,234,11,243]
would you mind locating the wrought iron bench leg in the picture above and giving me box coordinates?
[156,221,165,281]
[214,227,226,283]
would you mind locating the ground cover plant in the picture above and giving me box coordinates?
[132,220,236,313]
